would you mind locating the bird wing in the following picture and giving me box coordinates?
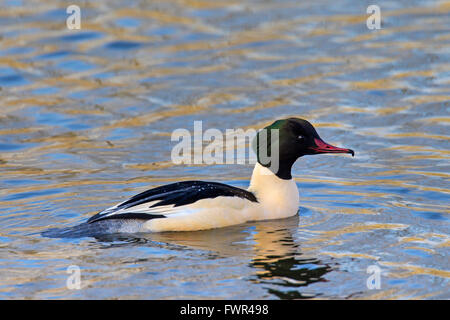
[87,180,257,224]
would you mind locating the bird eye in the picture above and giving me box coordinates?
[298,135,304,140]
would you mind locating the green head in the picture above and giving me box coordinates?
[253,118,354,179]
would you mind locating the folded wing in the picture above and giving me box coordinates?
[87,181,257,224]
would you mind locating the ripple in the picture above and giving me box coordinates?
[2,188,65,202]
[105,41,143,50]
[0,0,448,300]
[59,32,102,42]
[411,211,448,221]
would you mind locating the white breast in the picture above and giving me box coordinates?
[247,163,300,220]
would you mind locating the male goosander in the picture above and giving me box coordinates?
[44,118,354,237]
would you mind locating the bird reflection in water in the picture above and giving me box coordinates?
[247,215,333,299]
[252,255,332,299]
[48,215,333,299]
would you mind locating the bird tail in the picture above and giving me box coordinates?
[41,219,145,239]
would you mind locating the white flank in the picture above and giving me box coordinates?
[143,163,300,232]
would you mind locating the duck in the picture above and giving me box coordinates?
[80,117,354,233]
[44,118,354,237]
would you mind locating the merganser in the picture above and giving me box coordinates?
[44,118,354,237]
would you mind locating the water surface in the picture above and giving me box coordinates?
[0,0,449,299]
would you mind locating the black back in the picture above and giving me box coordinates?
[87,181,258,223]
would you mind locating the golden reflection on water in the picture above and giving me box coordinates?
[0,0,449,299]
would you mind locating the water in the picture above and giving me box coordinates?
[0,0,449,299]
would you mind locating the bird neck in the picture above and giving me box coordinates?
[248,163,300,219]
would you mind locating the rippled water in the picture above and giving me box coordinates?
[0,0,449,299]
